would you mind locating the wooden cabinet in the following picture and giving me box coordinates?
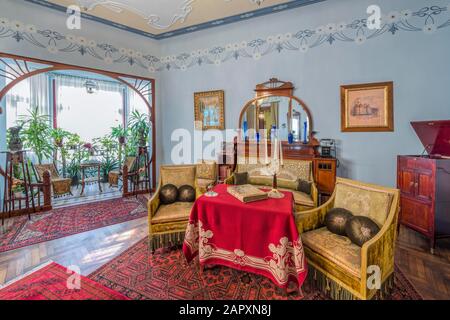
[397,155,450,253]
[313,158,337,196]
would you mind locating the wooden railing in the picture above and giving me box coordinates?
[0,166,52,217]
[122,162,153,197]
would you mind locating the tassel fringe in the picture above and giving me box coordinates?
[149,232,185,253]
[306,265,394,300]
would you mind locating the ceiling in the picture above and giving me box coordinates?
[24,0,326,39]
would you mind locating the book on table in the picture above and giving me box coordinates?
[227,184,268,203]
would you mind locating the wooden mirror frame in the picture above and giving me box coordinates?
[238,78,314,144]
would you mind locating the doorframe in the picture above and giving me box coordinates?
[0,52,156,190]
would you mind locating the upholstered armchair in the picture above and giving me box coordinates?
[33,163,72,197]
[225,157,318,211]
[296,177,400,300]
[148,164,203,253]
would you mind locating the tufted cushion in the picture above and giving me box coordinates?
[346,216,380,247]
[248,177,299,191]
[159,184,178,204]
[237,157,312,182]
[334,182,393,226]
[196,161,216,180]
[248,175,272,186]
[234,172,249,185]
[151,202,193,224]
[161,165,196,188]
[325,208,353,236]
[297,179,312,195]
[178,185,196,202]
[302,227,361,278]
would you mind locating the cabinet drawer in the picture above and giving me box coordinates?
[400,197,432,234]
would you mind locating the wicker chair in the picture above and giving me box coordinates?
[296,177,400,300]
[33,163,72,197]
[108,156,137,188]
[148,164,204,253]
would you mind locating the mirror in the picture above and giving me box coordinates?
[240,95,312,143]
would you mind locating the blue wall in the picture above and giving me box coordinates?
[1,0,450,188]
[159,0,450,187]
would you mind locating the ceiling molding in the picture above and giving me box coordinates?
[75,0,196,30]
[22,0,327,40]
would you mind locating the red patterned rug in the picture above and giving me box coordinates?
[0,262,128,300]
[0,196,147,253]
[89,237,423,300]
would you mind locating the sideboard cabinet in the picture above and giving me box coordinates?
[397,120,450,253]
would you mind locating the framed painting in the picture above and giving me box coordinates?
[194,90,225,130]
[341,82,394,132]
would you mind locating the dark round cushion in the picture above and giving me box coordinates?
[345,216,380,247]
[159,184,178,204]
[178,185,196,202]
[325,208,353,236]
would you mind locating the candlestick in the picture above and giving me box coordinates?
[273,138,278,160]
[280,139,284,166]
[264,135,268,165]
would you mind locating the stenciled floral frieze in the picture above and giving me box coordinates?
[0,4,449,73]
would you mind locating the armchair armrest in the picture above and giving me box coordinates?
[310,182,319,207]
[294,197,334,234]
[148,185,161,218]
[361,198,400,283]
[224,174,234,185]
[195,185,204,199]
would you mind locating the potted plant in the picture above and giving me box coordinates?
[51,128,72,177]
[111,124,128,165]
[12,183,25,199]
[7,125,24,152]
[67,158,80,186]
[17,107,53,164]
[128,110,150,147]
[94,135,119,182]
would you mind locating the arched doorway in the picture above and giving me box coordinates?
[0,53,156,206]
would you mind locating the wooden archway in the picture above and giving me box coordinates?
[0,52,156,190]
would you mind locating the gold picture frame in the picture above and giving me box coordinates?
[341,82,394,132]
[194,90,225,130]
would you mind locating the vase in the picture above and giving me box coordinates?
[14,191,24,199]
[8,126,23,152]
[288,132,294,144]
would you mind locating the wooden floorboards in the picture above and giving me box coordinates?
[0,217,148,285]
[396,226,450,300]
[0,214,448,299]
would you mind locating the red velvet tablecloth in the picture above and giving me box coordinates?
[182,184,307,289]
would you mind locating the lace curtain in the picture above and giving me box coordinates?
[5,71,49,128]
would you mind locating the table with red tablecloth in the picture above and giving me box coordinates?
[182,184,307,290]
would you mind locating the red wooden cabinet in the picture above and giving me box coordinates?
[397,155,450,253]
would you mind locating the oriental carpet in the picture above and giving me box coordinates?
[0,196,147,253]
[89,237,423,300]
[0,262,128,300]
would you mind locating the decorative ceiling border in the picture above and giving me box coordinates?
[0,4,449,73]
[22,0,326,39]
